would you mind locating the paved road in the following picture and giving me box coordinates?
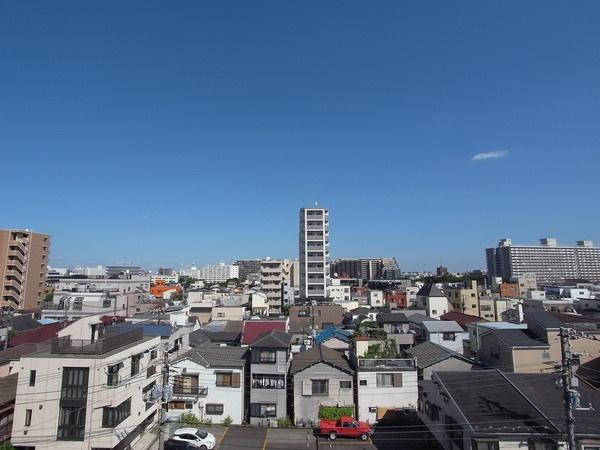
[219,425,268,450]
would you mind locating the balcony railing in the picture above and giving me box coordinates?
[51,329,144,355]
[358,358,415,371]
[173,386,208,396]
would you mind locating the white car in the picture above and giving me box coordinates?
[172,428,216,449]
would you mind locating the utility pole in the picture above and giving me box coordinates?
[158,346,170,449]
[559,327,577,450]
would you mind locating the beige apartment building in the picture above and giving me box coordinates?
[445,280,479,316]
[0,229,50,312]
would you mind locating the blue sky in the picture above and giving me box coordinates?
[1,1,599,271]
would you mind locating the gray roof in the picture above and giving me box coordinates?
[189,329,241,347]
[422,320,464,333]
[485,328,549,348]
[350,307,371,315]
[436,370,558,435]
[405,341,475,369]
[290,345,354,375]
[406,313,436,326]
[378,312,408,324]
[176,345,247,368]
[251,330,292,349]
[11,315,42,333]
[525,312,564,330]
[416,284,445,297]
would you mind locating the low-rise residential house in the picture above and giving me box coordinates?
[168,345,247,424]
[367,290,384,307]
[211,306,247,321]
[248,330,292,425]
[478,328,552,373]
[189,321,243,347]
[383,289,407,308]
[404,341,478,380]
[328,282,351,303]
[313,326,353,351]
[526,311,600,367]
[465,321,527,355]
[445,280,479,317]
[354,358,418,423]
[289,305,345,335]
[249,291,269,316]
[11,328,162,449]
[189,303,213,324]
[416,285,450,320]
[377,312,414,351]
[289,345,354,426]
[421,320,467,354]
[419,370,600,450]
[241,319,288,346]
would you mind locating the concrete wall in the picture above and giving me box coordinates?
[357,370,418,423]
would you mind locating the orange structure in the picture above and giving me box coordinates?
[150,279,183,299]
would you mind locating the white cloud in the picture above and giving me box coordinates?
[471,150,508,161]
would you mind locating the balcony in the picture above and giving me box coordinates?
[41,302,66,310]
[51,329,144,355]
[0,298,19,310]
[357,358,415,371]
[7,251,25,264]
[9,240,26,253]
[306,225,324,231]
[4,270,23,282]
[3,279,22,291]
[5,259,24,272]
[173,386,208,396]
[306,256,325,263]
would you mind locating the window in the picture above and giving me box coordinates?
[542,350,551,360]
[217,372,241,387]
[57,406,86,440]
[359,379,367,386]
[339,380,351,389]
[472,441,500,450]
[442,332,456,341]
[61,368,89,400]
[257,350,276,363]
[131,354,142,376]
[107,362,123,386]
[150,348,157,360]
[205,404,224,415]
[376,373,393,387]
[29,370,36,387]
[250,403,276,417]
[252,374,285,389]
[368,407,377,413]
[431,310,437,315]
[312,379,328,395]
[25,409,32,426]
[102,398,131,428]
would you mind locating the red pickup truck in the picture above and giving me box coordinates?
[319,416,374,441]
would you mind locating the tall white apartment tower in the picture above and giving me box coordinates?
[299,207,330,301]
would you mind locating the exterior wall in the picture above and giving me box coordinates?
[421,358,475,380]
[292,363,353,425]
[446,282,479,316]
[500,283,520,298]
[321,337,350,351]
[384,290,407,308]
[417,295,450,320]
[479,332,551,373]
[357,370,418,423]
[169,359,244,424]
[11,336,161,449]
[211,306,245,321]
[299,208,330,300]
[249,349,289,425]
[328,285,351,302]
[427,332,468,354]
[368,290,384,307]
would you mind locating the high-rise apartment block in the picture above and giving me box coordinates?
[0,229,50,312]
[260,259,297,315]
[299,207,330,300]
[486,238,600,285]
[234,259,262,281]
[330,258,384,280]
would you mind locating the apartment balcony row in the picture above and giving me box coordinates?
[3,279,22,291]
[5,259,24,272]
[0,298,20,311]
[4,270,23,282]
[9,240,27,254]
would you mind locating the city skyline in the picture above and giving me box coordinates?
[2,2,599,271]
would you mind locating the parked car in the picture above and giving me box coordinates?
[318,416,373,441]
[164,438,195,450]
[172,428,216,449]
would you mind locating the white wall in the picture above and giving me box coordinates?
[357,370,418,423]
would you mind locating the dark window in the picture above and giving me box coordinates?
[29,370,36,387]
[205,404,224,415]
[250,403,277,417]
[339,380,351,389]
[359,379,367,386]
[442,332,456,341]
[102,398,131,428]
[61,368,89,400]
[472,441,500,450]
[25,409,32,426]
[312,379,328,395]
[131,354,142,376]
[107,362,123,386]
[150,348,157,360]
[57,406,86,440]
[258,350,276,363]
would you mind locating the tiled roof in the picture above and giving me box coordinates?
[189,329,240,347]
[0,343,51,365]
[250,330,292,349]
[378,312,408,324]
[10,322,67,346]
[175,345,247,368]
[314,326,352,345]
[405,341,474,369]
[241,320,287,345]
[422,320,464,333]
[436,370,558,434]
[290,345,354,375]
[10,315,42,333]
[440,311,487,328]
[484,329,549,348]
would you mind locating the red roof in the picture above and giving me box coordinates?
[440,311,487,329]
[10,322,68,347]
[241,320,287,345]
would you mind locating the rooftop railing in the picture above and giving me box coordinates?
[51,329,144,355]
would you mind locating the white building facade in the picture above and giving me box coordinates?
[299,207,330,301]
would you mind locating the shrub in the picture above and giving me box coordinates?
[319,406,354,420]
[276,416,294,428]
[179,412,200,426]
[221,415,233,426]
